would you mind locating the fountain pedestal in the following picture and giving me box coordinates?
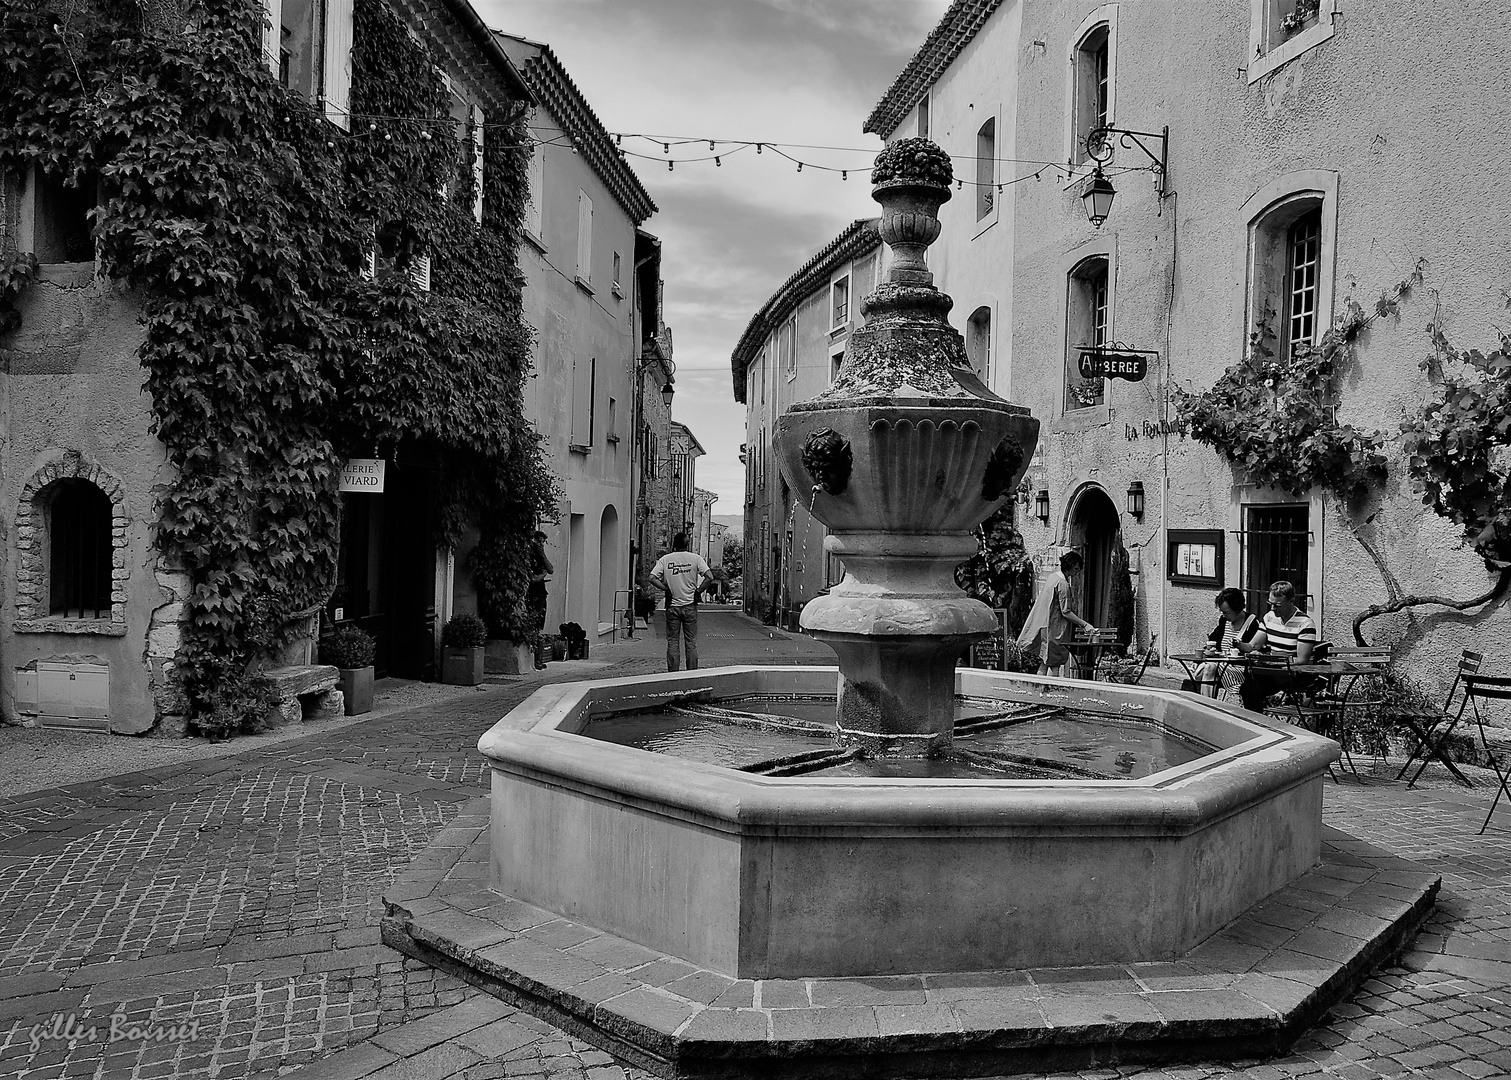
[774,144,1038,755]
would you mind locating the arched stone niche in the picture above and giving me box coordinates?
[14,450,130,634]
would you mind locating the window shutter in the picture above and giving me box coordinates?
[470,105,485,223]
[409,254,431,292]
[576,191,593,282]
[571,356,593,445]
[262,0,283,76]
[322,0,353,129]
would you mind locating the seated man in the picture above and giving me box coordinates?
[1240,580,1317,712]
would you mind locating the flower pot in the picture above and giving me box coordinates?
[485,639,534,674]
[872,180,950,277]
[338,665,374,715]
[442,646,485,686]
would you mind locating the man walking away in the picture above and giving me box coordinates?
[650,533,711,671]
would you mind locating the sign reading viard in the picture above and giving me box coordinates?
[339,459,385,493]
[1077,349,1155,382]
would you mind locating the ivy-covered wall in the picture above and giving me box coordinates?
[0,0,556,734]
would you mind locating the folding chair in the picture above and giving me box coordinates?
[1459,673,1511,834]
[1071,627,1119,680]
[1396,650,1482,788]
[1098,634,1160,685]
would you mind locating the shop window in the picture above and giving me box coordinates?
[47,480,113,619]
[1248,0,1337,83]
[967,306,992,381]
[1069,15,1114,165]
[1243,180,1332,364]
[19,167,98,264]
[1065,256,1109,410]
[976,118,996,219]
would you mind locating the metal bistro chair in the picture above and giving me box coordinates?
[1319,650,1393,773]
[1072,627,1120,680]
[1457,672,1511,834]
[1096,634,1160,685]
[1396,649,1483,789]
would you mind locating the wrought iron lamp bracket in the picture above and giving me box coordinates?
[1086,125,1170,198]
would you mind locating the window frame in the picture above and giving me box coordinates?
[917,93,930,140]
[575,189,594,291]
[1064,254,1111,414]
[975,116,997,222]
[830,274,850,331]
[780,316,797,381]
[1239,171,1338,367]
[1064,6,1118,169]
[966,305,993,384]
[1247,0,1338,84]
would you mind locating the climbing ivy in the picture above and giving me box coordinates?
[0,0,556,734]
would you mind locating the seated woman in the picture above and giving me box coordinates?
[1196,588,1264,699]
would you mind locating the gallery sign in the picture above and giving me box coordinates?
[339,459,385,493]
[1077,349,1154,382]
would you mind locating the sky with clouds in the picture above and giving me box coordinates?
[474,0,953,519]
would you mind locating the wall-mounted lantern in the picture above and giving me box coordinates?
[1034,488,1051,524]
[1126,480,1145,520]
[661,380,675,408]
[1081,125,1170,228]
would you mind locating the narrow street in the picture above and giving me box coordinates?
[0,609,1507,1079]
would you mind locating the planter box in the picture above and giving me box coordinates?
[485,639,534,675]
[442,646,485,686]
[338,666,375,715]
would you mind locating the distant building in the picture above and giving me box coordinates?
[731,219,886,625]
[493,33,658,641]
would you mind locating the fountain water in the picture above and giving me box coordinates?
[381,141,1432,1080]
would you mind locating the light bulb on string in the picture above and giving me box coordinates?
[708,141,715,150]
[841,171,847,180]
[756,143,762,154]
[715,156,721,167]
[796,162,802,172]
[667,160,673,171]
[662,143,669,154]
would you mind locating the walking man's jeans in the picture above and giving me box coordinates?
[665,602,699,671]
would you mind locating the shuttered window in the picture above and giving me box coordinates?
[322,0,353,129]
[576,191,593,285]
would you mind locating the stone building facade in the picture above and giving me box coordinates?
[0,0,532,731]
[732,219,887,626]
[862,0,1511,693]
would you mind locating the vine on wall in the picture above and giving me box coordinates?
[1172,265,1426,505]
[0,0,556,734]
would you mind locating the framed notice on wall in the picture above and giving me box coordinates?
[1167,529,1224,587]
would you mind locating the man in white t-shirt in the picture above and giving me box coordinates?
[650,532,711,671]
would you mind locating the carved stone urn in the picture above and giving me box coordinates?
[773,138,1040,756]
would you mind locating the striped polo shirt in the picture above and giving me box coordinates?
[1261,609,1317,657]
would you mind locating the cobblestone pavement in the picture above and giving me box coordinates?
[1,609,1508,1080]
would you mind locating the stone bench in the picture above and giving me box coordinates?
[262,664,343,728]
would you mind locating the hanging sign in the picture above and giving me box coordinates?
[339,459,386,492]
[1078,349,1153,382]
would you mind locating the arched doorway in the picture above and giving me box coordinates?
[1065,485,1122,629]
[598,506,619,632]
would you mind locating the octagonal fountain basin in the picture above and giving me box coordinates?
[478,666,1338,980]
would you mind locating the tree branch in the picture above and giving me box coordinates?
[1352,566,1511,645]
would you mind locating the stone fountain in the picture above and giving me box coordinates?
[379,141,1435,1080]
[774,138,1037,756]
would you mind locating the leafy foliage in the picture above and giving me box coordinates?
[1171,267,1425,503]
[321,624,376,669]
[441,613,489,648]
[0,251,39,332]
[1401,326,1511,566]
[0,0,552,732]
[955,506,1034,635]
[871,138,953,187]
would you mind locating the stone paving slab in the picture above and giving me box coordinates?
[1,613,1509,1080]
[380,801,1439,1079]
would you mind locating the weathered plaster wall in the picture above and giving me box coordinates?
[1,263,179,733]
[1008,0,1511,694]
[518,105,637,638]
[902,0,1023,401]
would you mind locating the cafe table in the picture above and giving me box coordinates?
[1169,651,1251,692]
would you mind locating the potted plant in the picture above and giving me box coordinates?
[321,624,376,715]
[441,613,489,686]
